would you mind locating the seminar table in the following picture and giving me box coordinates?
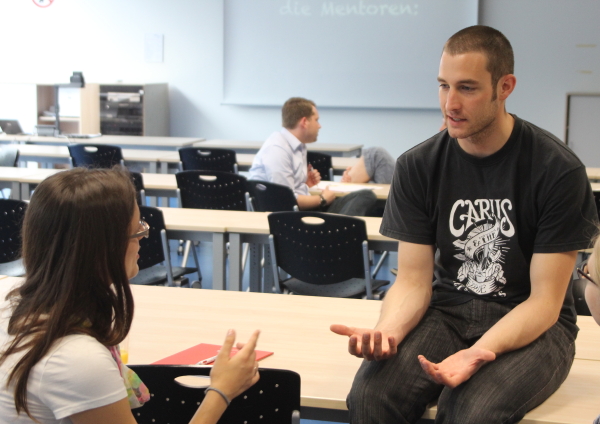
[0,278,591,424]
[159,152,359,175]
[15,144,172,173]
[195,139,363,157]
[122,285,600,424]
[158,208,396,292]
[0,134,203,151]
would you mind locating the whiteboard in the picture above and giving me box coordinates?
[223,0,478,109]
[567,94,600,168]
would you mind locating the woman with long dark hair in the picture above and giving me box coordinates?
[0,167,259,423]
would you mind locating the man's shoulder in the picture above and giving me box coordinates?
[517,117,585,169]
[262,130,292,150]
[398,131,449,165]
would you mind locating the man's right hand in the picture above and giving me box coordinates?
[321,187,336,205]
[330,324,397,361]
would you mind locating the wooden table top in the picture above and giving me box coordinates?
[0,134,203,148]
[0,277,598,423]
[15,144,181,163]
[157,207,393,243]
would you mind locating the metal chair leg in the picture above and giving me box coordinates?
[372,251,389,279]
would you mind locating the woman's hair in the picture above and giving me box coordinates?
[591,232,600,285]
[0,167,137,418]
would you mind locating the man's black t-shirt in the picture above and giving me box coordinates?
[381,116,598,335]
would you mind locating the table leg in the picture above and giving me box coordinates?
[263,245,275,293]
[11,182,20,200]
[249,242,262,292]
[21,183,30,201]
[212,233,227,290]
[228,233,243,291]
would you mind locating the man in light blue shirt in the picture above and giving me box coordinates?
[249,97,376,215]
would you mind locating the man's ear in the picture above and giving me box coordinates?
[497,74,516,101]
[298,116,308,129]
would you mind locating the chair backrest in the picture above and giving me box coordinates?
[247,180,298,212]
[179,147,238,173]
[268,211,368,285]
[0,199,27,264]
[176,170,248,210]
[137,206,166,270]
[307,151,333,181]
[129,365,300,424]
[68,144,124,168]
[0,146,19,167]
[130,172,145,206]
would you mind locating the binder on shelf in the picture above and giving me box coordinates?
[152,343,273,365]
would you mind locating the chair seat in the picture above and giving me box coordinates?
[0,259,25,277]
[130,265,197,286]
[282,277,389,298]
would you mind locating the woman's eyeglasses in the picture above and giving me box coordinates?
[577,260,598,287]
[129,220,150,239]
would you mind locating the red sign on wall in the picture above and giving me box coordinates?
[32,0,54,7]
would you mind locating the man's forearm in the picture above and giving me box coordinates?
[474,251,577,356]
[296,194,322,210]
[375,274,433,344]
[472,296,561,355]
[375,242,436,343]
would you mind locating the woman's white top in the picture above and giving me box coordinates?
[0,282,126,423]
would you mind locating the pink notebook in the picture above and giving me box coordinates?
[152,343,273,365]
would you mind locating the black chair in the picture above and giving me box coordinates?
[176,170,248,211]
[68,144,124,168]
[130,206,201,287]
[246,180,298,212]
[178,147,238,173]
[129,366,300,424]
[0,199,27,276]
[267,211,388,299]
[307,151,333,181]
[130,172,146,206]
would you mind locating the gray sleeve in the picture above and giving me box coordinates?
[362,147,396,184]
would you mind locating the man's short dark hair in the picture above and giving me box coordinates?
[282,97,316,129]
[444,25,514,92]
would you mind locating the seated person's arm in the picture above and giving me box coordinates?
[331,241,435,360]
[296,187,335,210]
[341,157,370,183]
[419,251,577,388]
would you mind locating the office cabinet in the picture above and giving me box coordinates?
[99,83,169,136]
[36,83,100,135]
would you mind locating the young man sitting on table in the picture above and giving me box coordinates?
[331,25,598,424]
[248,97,376,216]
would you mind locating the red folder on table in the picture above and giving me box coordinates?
[152,343,273,365]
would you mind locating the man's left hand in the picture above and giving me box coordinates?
[418,347,496,388]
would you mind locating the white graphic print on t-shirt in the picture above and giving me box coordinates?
[449,199,514,297]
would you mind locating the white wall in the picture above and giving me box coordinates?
[0,0,598,159]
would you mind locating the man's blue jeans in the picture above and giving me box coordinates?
[347,299,575,424]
